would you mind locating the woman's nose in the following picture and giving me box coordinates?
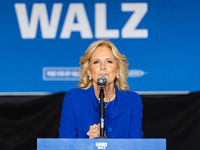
[100,62,106,70]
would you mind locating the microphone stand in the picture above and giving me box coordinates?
[96,87,110,138]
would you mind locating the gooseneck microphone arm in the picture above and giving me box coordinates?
[96,75,110,138]
[99,87,105,137]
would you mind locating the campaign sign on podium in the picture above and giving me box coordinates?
[37,138,166,150]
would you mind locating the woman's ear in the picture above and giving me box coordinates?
[87,69,91,78]
[116,67,120,77]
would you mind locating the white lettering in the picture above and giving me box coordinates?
[95,3,119,38]
[46,71,56,77]
[15,3,148,39]
[14,3,62,39]
[96,143,107,149]
[60,3,93,39]
[121,3,148,38]
[96,143,107,147]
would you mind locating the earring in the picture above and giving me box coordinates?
[89,77,92,80]
[116,76,119,79]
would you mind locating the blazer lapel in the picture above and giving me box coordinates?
[87,85,125,122]
[108,86,125,124]
[87,85,99,112]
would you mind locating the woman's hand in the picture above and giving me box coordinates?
[87,123,107,138]
[87,123,100,139]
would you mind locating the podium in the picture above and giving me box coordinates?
[37,138,166,150]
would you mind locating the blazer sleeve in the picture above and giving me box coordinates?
[59,92,77,138]
[128,93,143,138]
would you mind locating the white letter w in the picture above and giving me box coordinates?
[14,3,62,39]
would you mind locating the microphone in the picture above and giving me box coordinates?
[97,75,107,87]
[96,75,110,138]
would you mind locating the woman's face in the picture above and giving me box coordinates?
[87,45,119,87]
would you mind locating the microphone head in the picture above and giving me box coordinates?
[97,75,108,87]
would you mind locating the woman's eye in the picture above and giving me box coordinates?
[94,61,99,64]
[107,60,112,63]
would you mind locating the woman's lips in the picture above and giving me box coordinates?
[99,74,108,76]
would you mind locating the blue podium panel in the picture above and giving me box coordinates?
[37,138,166,150]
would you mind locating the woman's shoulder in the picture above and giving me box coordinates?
[119,90,142,104]
[120,90,141,98]
[67,87,84,94]
[63,87,88,102]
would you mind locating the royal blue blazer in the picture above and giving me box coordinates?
[59,85,143,138]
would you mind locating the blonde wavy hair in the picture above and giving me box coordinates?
[77,40,130,91]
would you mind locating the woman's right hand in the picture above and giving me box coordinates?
[87,123,100,139]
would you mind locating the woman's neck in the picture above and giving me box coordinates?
[93,83,115,102]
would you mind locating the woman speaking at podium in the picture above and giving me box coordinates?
[59,40,143,139]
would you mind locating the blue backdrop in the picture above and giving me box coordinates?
[0,0,199,94]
